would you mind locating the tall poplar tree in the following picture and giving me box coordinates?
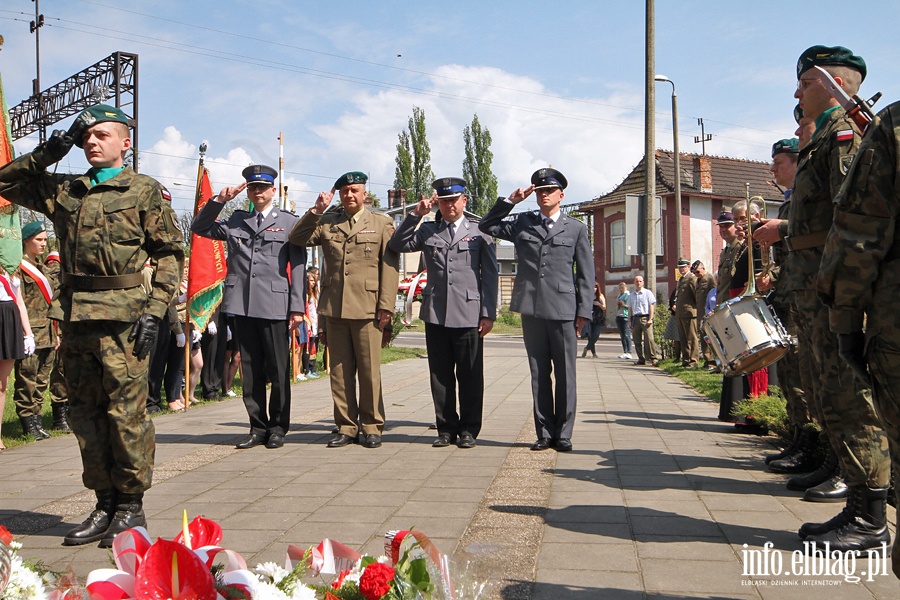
[393,106,434,203]
[462,113,498,216]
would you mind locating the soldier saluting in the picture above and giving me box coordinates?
[0,104,184,547]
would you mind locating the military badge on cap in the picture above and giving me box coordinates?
[716,211,735,225]
[531,167,568,190]
[432,177,467,199]
[796,45,866,81]
[72,104,134,148]
[242,164,277,187]
[334,171,368,189]
[772,138,799,158]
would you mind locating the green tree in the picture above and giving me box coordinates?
[394,106,434,203]
[462,113,498,216]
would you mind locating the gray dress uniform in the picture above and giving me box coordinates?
[192,200,305,439]
[389,214,498,439]
[479,198,594,443]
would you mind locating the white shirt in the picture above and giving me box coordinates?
[628,288,656,317]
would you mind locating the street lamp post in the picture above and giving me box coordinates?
[655,74,682,261]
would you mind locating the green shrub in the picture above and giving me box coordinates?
[496,306,521,326]
[733,386,790,436]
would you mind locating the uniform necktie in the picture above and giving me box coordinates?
[257,213,263,228]
[449,222,456,239]
[543,217,552,232]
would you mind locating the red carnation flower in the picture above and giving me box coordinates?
[358,562,395,600]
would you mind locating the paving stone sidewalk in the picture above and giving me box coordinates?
[1,332,898,598]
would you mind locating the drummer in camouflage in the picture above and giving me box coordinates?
[819,100,900,576]
[0,104,184,548]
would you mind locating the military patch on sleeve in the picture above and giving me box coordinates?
[835,130,854,142]
[839,154,855,175]
[160,186,172,202]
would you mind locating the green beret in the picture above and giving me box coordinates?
[334,171,368,189]
[796,45,866,81]
[21,221,45,241]
[772,138,799,157]
[73,104,134,148]
[793,104,803,124]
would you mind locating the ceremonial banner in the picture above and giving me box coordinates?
[0,73,22,274]
[187,168,226,329]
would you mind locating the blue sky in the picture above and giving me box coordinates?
[3,0,899,218]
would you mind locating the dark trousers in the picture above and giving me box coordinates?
[522,315,577,440]
[233,315,291,436]
[200,310,226,398]
[425,323,484,438]
[584,321,602,355]
[147,313,175,408]
[616,315,632,353]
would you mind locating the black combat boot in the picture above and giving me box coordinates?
[786,442,837,490]
[31,415,51,439]
[64,489,116,545]
[804,471,849,503]
[764,425,799,465]
[98,492,147,548]
[769,428,819,473]
[51,403,72,433]
[804,486,891,554]
[20,415,49,440]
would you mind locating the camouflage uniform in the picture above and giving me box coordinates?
[818,101,900,503]
[13,254,59,418]
[0,149,184,494]
[767,198,812,427]
[783,106,889,490]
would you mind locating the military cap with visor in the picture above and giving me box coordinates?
[772,138,799,158]
[531,167,568,190]
[72,104,135,148]
[676,258,691,267]
[796,45,866,81]
[242,164,278,187]
[432,177,467,199]
[334,171,368,189]
[716,211,735,225]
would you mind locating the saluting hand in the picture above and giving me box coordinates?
[414,193,436,217]
[313,188,335,214]
[507,185,535,205]
[215,181,248,204]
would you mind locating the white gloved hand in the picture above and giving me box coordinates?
[207,321,217,336]
[23,335,35,356]
[191,329,202,344]
[175,333,186,347]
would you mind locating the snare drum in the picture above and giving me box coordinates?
[701,295,790,376]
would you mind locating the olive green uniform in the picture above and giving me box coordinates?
[783,106,889,489]
[674,271,699,367]
[290,208,400,436]
[0,149,184,494]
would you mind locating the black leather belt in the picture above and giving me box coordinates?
[62,272,144,291]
